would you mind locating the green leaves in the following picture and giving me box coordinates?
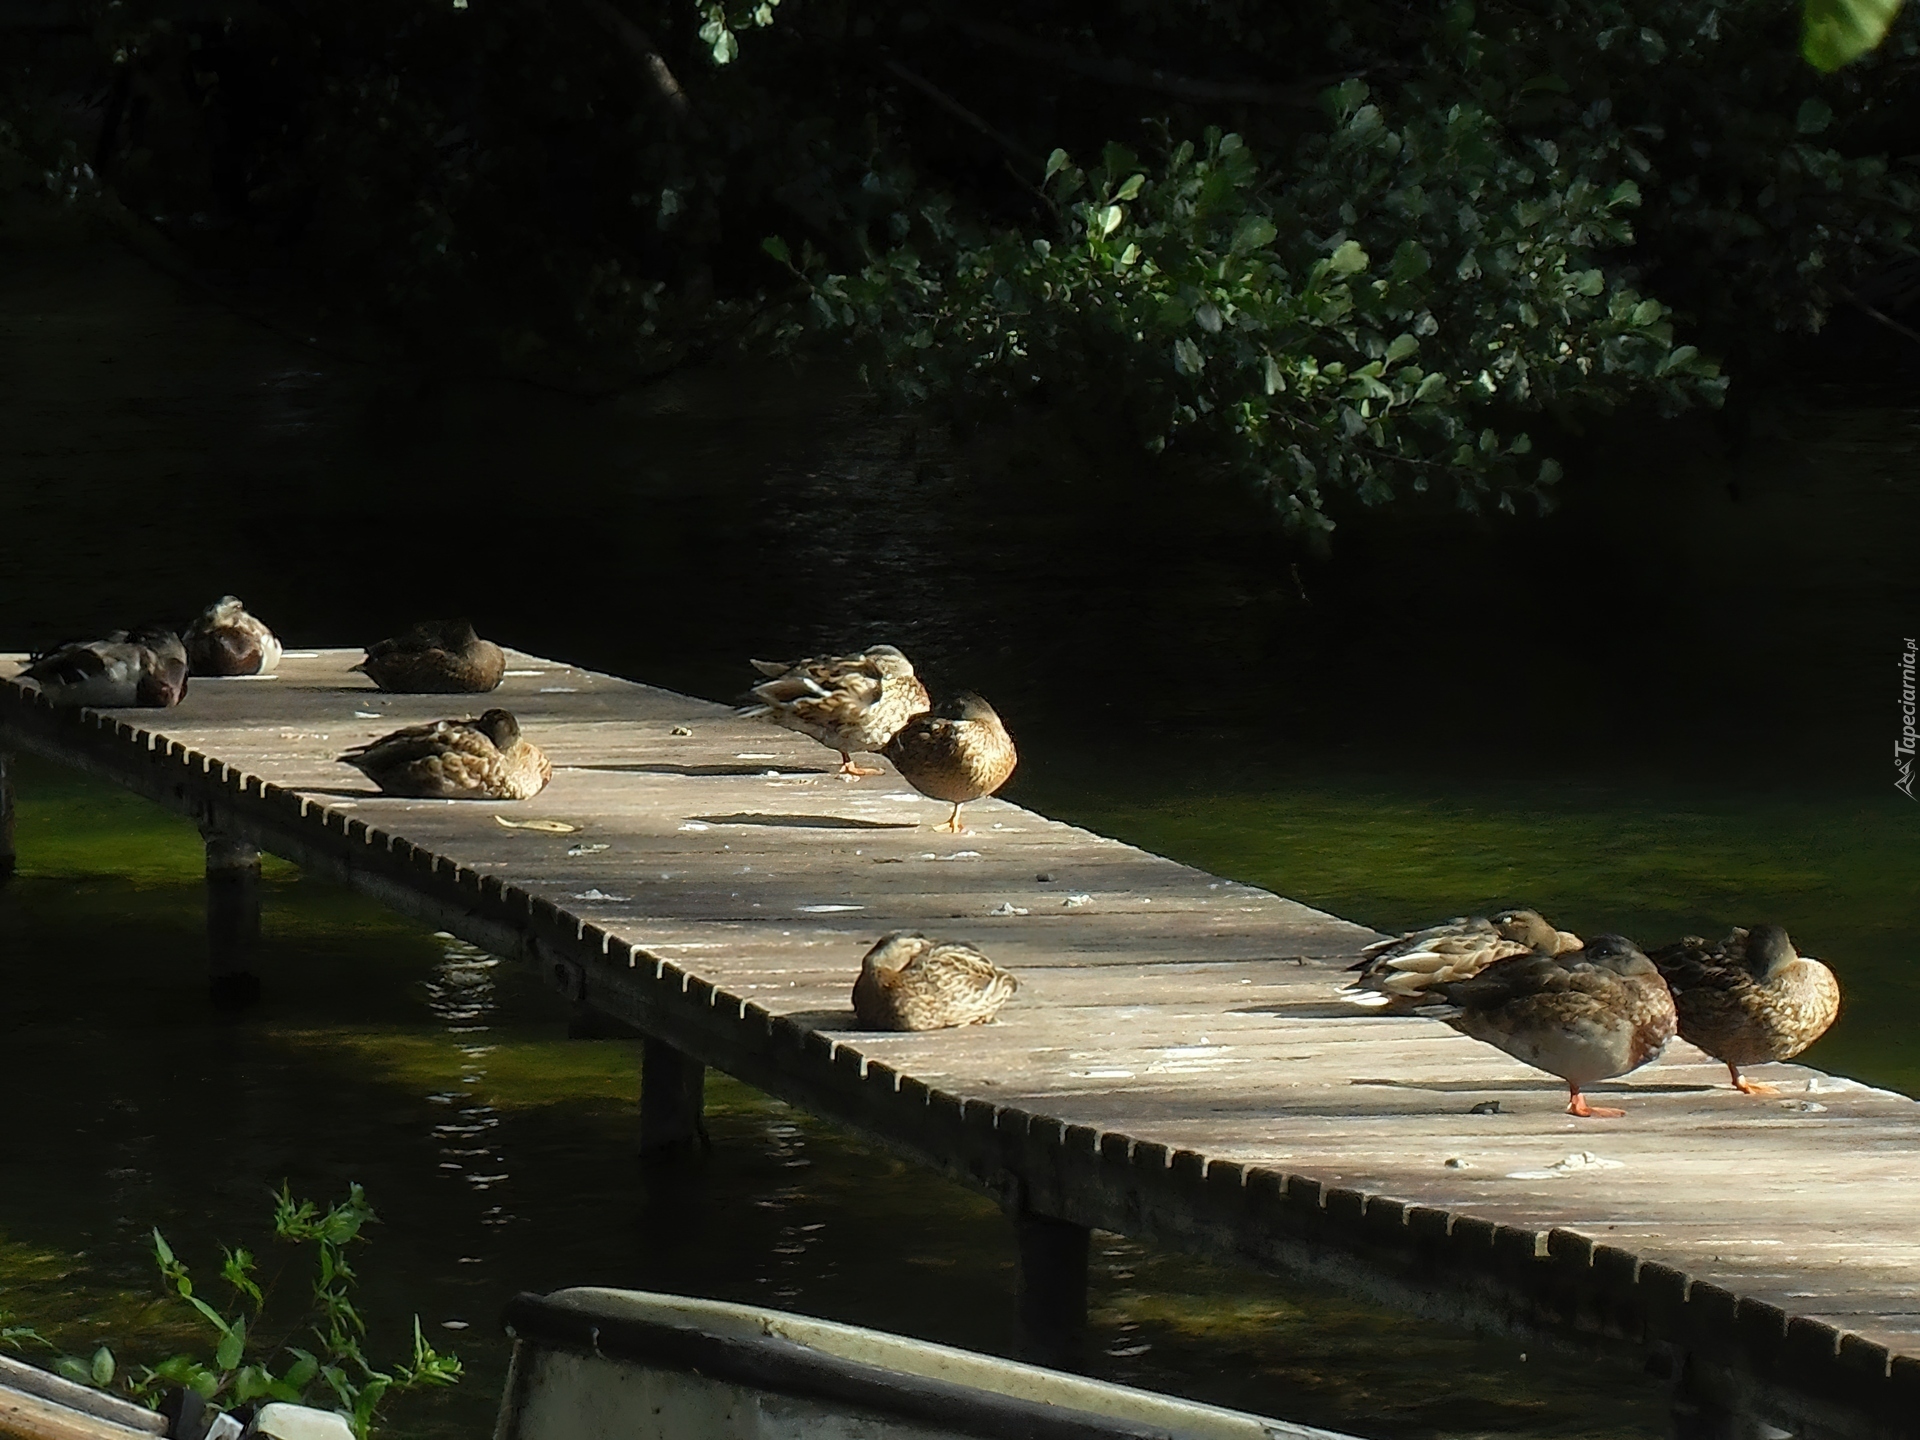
[1795,98,1835,135]
[1328,239,1370,275]
[1230,216,1278,254]
[1388,240,1432,284]
[694,0,783,66]
[20,1187,459,1440]
[1,1314,47,1355]
[776,53,1732,531]
[1802,0,1907,70]
[214,1321,246,1375]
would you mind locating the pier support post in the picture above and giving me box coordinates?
[638,1037,707,1157]
[1014,1211,1089,1369]
[1664,1350,1787,1440]
[203,828,262,1007]
[0,752,15,885]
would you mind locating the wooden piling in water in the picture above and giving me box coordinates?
[1014,1211,1090,1368]
[202,828,261,1006]
[639,1037,707,1156]
[0,751,15,884]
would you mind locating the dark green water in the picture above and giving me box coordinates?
[2,195,1917,1439]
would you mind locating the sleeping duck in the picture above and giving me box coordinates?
[852,932,1019,1031]
[353,619,506,694]
[1649,925,1840,1095]
[184,596,283,676]
[1345,908,1582,1009]
[745,644,930,776]
[882,692,1017,833]
[18,626,190,709]
[338,709,551,799]
[1431,934,1677,1118]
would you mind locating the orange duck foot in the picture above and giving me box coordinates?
[836,754,883,777]
[1566,1086,1625,1119]
[1729,1064,1781,1096]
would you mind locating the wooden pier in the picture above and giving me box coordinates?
[3,650,1916,1439]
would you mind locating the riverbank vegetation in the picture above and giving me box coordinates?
[3,1187,460,1438]
[2,0,1917,525]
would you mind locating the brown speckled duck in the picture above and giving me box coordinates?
[852,932,1019,1031]
[1345,908,1582,1009]
[745,645,930,776]
[353,619,506,694]
[1649,924,1840,1095]
[1432,934,1677,1118]
[338,708,551,799]
[184,596,283,676]
[882,692,1017,834]
[18,626,189,709]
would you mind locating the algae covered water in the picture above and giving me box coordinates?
[2,198,1916,1438]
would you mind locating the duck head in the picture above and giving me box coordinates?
[862,645,918,678]
[1744,924,1800,979]
[475,708,522,748]
[1579,933,1659,978]
[1491,908,1559,951]
[860,932,932,975]
[944,692,1003,725]
[129,625,190,706]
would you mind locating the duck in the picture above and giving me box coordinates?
[338,708,551,799]
[17,626,190,708]
[852,932,1019,1031]
[1345,908,1582,1009]
[1429,934,1677,1117]
[1648,924,1840,1095]
[744,645,930,776]
[353,619,506,693]
[882,692,1017,833]
[183,596,283,676]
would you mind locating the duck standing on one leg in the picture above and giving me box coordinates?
[1429,934,1677,1118]
[1344,908,1582,1009]
[1649,924,1840,1095]
[184,596,283,676]
[353,619,506,693]
[852,932,1019,1031]
[18,626,190,708]
[883,692,1017,834]
[338,709,551,799]
[744,645,930,777]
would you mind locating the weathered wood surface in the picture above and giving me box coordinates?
[4,649,1917,1437]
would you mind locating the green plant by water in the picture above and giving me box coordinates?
[3,1186,461,1439]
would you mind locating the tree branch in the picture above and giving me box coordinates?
[579,0,701,129]
[1836,283,1920,351]
[881,57,1039,169]
[944,15,1324,109]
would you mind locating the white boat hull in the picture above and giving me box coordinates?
[495,1288,1362,1440]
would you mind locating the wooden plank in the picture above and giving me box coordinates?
[0,1386,157,1440]
[0,1360,163,1437]
[5,647,1919,1440]
[0,749,15,883]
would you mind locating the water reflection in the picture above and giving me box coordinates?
[422,938,514,1221]
[6,213,1914,1440]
